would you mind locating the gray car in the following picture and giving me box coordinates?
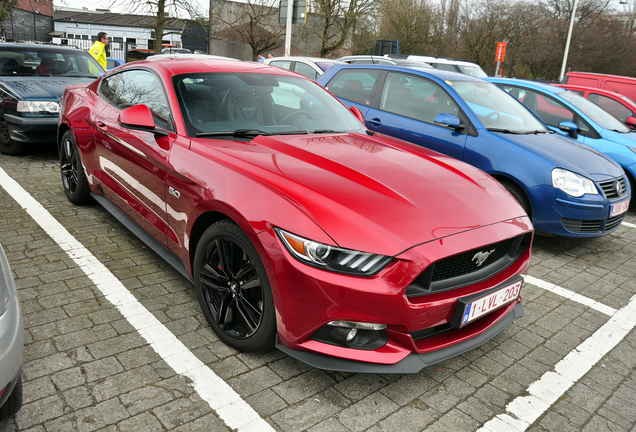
[0,243,23,420]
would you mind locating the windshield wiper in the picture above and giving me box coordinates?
[486,128,523,134]
[523,130,551,134]
[196,128,310,138]
[312,129,345,134]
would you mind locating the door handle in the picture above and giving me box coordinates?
[96,122,107,131]
[368,118,382,127]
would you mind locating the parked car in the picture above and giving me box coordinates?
[337,55,431,68]
[488,78,636,200]
[263,56,345,80]
[58,57,533,373]
[0,42,105,155]
[0,243,23,421]
[317,65,630,237]
[407,55,488,77]
[161,47,192,54]
[106,57,125,71]
[556,83,636,129]
[562,71,636,103]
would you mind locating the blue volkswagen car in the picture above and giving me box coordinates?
[488,78,636,198]
[316,65,630,237]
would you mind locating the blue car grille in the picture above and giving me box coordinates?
[562,214,625,233]
[599,178,628,199]
[406,233,531,297]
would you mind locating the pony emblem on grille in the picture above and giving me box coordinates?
[472,249,495,267]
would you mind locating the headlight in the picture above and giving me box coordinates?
[552,168,598,197]
[275,228,393,276]
[17,100,59,114]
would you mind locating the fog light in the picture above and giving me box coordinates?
[327,321,387,330]
[345,328,358,342]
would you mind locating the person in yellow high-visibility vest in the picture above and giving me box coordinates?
[89,32,109,70]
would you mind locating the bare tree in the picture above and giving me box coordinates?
[214,0,285,61]
[377,0,436,55]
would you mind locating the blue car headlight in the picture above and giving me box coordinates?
[275,228,393,276]
[552,168,598,198]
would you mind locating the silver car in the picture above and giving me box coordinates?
[0,243,23,420]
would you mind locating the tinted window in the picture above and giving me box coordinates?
[0,47,103,77]
[269,60,292,70]
[436,63,458,72]
[110,70,171,129]
[326,69,381,105]
[293,62,318,80]
[590,93,632,122]
[379,72,459,123]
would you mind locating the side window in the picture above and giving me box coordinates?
[107,59,116,69]
[100,73,122,103]
[115,70,172,129]
[594,94,631,122]
[379,72,459,123]
[270,60,291,70]
[513,88,573,126]
[436,63,458,72]
[293,62,318,80]
[326,69,380,105]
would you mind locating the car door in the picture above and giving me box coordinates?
[92,69,176,247]
[365,71,468,160]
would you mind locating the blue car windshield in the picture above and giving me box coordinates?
[559,91,631,133]
[448,80,548,133]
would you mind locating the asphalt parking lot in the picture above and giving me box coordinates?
[0,145,635,432]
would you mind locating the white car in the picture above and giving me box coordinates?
[264,56,345,80]
[407,55,488,77]
[0,243,23,420]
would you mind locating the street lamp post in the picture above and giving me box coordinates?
[559,0,579,82]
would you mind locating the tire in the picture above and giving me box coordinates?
[500,180,532,219]
[60,130,92,205]
[193,220,276,352]
[0,122,25,156]
[0,376,23,420]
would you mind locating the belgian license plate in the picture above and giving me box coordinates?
[610,199,630,218]
[452,278,522,328]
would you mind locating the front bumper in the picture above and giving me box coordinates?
[5,113,58,144]
[0,248,23,407]
[257,216,532,371]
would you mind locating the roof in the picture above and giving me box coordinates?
[54,8,183,30]
[0,42,87,52]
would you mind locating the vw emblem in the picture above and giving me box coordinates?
[616,180,625,196]
[472,249,495,267]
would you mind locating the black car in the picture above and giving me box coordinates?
[0,43,104,155]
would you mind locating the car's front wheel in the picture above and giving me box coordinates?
[0,122,25,156]
[194,220,276,352]
[500,179,532,219]
[60,130,91,205]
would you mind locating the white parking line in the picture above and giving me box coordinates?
[524,275,616,316]
[622,221,636,228]
[0,167,274,432]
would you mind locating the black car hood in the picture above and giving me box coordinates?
[0,76,97,100]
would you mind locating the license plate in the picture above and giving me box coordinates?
[452,278,522,328]
[610,199,630,218]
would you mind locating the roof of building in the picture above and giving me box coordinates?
[54,7,183,30]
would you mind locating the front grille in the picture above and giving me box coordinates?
[406,233,531,297]
[605,214,625,231]
[562,218,602,233]
[599,178,628,199]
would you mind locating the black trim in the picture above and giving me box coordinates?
[0,368,21,410]
[90,193,192,282]
[276,302,523,374]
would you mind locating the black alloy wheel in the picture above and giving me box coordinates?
[60,130,91,204]
[194,220,276,352]
[0,121,25,155]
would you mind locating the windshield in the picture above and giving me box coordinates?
[174,73,367,137]
[0,47,104,77]
[560,91,631,132]
[457,64,488,78]
[448,80,548,133]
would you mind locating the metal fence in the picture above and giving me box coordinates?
[1,32,127,60]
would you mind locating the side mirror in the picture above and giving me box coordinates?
[349,105,365,124]
[558,121,579,139]
[625,116,636,129]
[118,104,168,136]
[434,113,463,131]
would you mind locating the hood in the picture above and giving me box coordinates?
[600,128,636,146]
[0,76,97,100]
[491,131,624,180]
[204,133,529,255]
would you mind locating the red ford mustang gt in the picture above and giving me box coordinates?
[57,56,533,373]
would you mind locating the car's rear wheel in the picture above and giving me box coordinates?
[60,130,91,205]
[194,220,276,352]
[0,377,23,420]
[0,122,25,156]
[500,179,532,219]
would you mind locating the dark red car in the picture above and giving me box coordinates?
[557,84,636,129]
[58,56,533,373]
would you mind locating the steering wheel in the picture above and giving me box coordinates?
[280,110,314,124]
[484,111,501,123]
